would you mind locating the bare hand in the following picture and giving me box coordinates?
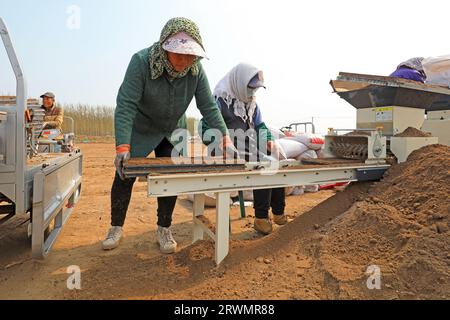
[221,135,239,159]
[268,140,287,160]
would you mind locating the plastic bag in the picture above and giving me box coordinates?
[422,55,450,87]
[296,149,318,160]
[286,133,325,150]
[276,138,309,159]
[291,186,305,196]
[285,186,294,196]
[285,186,305,196]
[304,185,319,193]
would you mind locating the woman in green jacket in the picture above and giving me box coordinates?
[102,17,234,254]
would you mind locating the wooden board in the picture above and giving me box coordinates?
[300,158,364,166]
[123,157,247,177]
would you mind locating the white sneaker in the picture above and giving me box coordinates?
[102,226,123,250]
[156,226,177,254]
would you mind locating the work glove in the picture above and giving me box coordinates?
[115,145,131,180]
[267,140,287,161]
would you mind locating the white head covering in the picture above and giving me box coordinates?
[162,31,208,58]
[213,63,262,124]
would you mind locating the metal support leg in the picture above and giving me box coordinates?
[192,193,205,244]
[31,172,45,259]
[215,192,230,265]
[238,191,246,218]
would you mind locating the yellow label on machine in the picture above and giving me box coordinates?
[373,107,393,112]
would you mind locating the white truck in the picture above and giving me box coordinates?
[0,17,83,258]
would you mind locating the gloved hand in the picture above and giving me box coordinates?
[220,135,240,159]
[115,145,131,180]
[267,140,287,160]
[42,121,58,130]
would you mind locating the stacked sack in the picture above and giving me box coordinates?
[272,129,325,195]
[422,55,450,87]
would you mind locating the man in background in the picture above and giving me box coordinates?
[40,92,64,131]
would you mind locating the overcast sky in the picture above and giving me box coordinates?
[1,0,449,133]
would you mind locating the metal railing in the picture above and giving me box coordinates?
[281,121,316,134]
[0,17,27,215]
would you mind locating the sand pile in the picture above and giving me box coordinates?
[4,143,446,300]
[319,144,450,298]
[395,127,432,137]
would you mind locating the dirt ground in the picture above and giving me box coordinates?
[1,142,448,300]
[0,142,337,300]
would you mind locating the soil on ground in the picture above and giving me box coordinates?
[0,142,448,300]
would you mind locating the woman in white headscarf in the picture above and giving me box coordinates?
[201,63,288,235]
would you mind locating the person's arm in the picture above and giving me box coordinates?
[201,97,226,145]
[195,64,228,137]
[195,64,235,154]
[253,104,286,159]
[44,107,64,130]
[253,104,274,143]
[114,52,146,151]
[54,107,64,130]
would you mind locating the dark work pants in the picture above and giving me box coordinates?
[110,138,177,228]
[253,188,286,219]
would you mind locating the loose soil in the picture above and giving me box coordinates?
[0,143,448,300]
[395,127,432,137]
